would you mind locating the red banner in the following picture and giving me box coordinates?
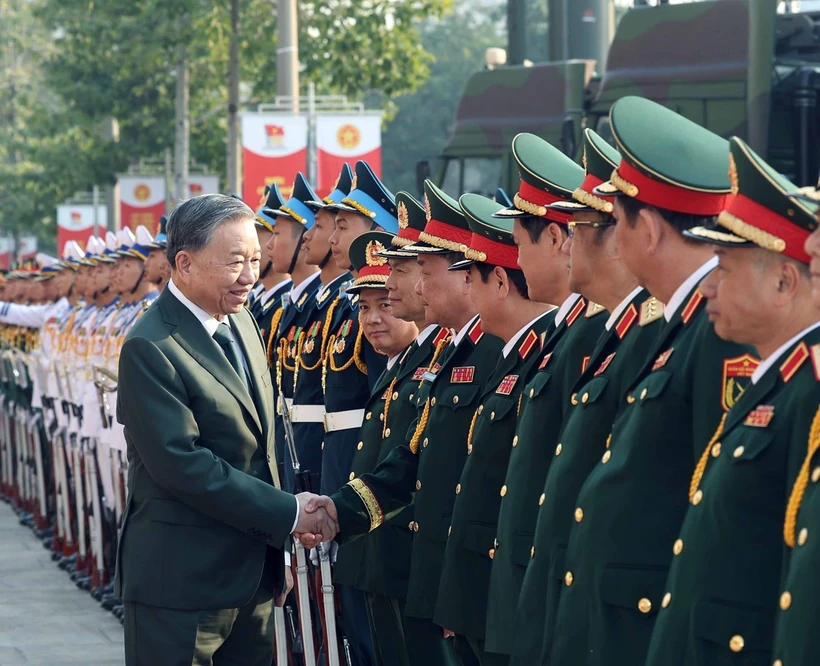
[0,238,12,270]
[241,114,307,205]
[119,176,166,233]
[56,205,108,256]
[316,115,382,196]
[187,175,220,199]
[18,236,37,263]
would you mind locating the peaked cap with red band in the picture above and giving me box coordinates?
[377,191,427,259]
[346,231,395,293]
[404,180,470,257]
[494,133,584,224]
[685,137,817,264]
[550,128,621,215]
[593,96,731,216]
[450,194,519,271]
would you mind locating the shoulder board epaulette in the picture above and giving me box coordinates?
[566,298,587,328]
[261,298,277,314]
[468,319,484,345]
[399,344,414,365]
[781,341,810,383]
[432,327,451,347]
[351,294,360,306]
[680,290,703,325]
[639,296,663,326]
[585,301,606,318]
[810,344,820,381]
[519,329,539,360]
[297,291,309,308]
[616,303,639,339]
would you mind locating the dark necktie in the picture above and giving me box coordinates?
[214,322,250,392]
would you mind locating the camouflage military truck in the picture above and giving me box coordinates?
[427,0,820,196]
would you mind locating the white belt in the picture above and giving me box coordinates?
[323,409,365,433]
[290,404,326,423]
[276,396,294,416]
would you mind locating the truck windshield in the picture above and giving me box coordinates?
[463,158,502,197]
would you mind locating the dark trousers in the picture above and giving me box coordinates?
[458,635,509,666]
[124,559,276,666]
[337,583,376,666]
[366,594,459,666]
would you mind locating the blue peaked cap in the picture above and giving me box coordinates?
[326,161,397,234]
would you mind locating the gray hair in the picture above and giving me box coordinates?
[166,194,255,267]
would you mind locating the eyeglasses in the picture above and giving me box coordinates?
[567,220,616,239]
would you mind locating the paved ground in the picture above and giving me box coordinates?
[0,502,124,665]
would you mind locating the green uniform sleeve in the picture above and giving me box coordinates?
[118,336,297,549]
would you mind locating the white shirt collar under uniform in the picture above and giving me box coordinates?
[554,293,582,327]
[168,278,224,337]
[605,286,643,331]
[751,321,820,384]
[453,314,480,347]
[416,324,438,346]
[502,309,556,358]
[289,272,321,305]
[664,256,717,323]
[260,278,291,307]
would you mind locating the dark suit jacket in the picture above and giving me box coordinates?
[114,286,296,610]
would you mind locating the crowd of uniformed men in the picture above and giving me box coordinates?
[1,95,820,666]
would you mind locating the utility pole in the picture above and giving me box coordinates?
[548,0,614,70]
[507,0,527,65]
[174,13,190,203]
[104,117,120,231]
[227,0,241,196]
[277,0,299,113]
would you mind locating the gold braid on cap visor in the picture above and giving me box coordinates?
[717,211,787,253]
[460,245,488,262]
[341,197,377,219]
[418,231,467,253]
[352,274,389,287]
[279,206,305,224]
[687,226,748,244]
[512,193,547,218]
[610,168,639,198]
[572,187,614,213]
[391,236,416,247]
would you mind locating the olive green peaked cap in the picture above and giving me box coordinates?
[451,194,518,271]
[495,133,585,223]
[685,137,817,264]
[346,230,395,293]
[404,179,470,256]
[551,128,622,214]
[376,191,426,259]
[595,96,731,216]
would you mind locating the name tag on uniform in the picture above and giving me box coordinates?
[496,375,519,395]
[421,372,438,383]
[412,367,427,381]
[745,405,775,427]
[451,366,475,383]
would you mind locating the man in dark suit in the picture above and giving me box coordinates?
[116,194,336,666]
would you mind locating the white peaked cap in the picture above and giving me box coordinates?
[118,227,136,248]
[106,231,118,252]
[94,236,107,254]
[36,253,57,269]
[62,241,84,262]
[84,237,99,255]
[134,225,155,246]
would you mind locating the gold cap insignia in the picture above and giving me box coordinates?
[398,202,409,229]
[365,241,388,267]
[424,195,432,223]
[351,172,358,191]
[728,153,739,196]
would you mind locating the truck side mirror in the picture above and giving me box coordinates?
[416,160,431,195]
[560,116,577,159]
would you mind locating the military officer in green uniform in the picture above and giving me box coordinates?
[505,129,666,666]
[480,132,603,664]
[644,138,820,666]
[547,97,759,666]
[769,187,820,666]
[432,193,555,665]
[302,179,505,666]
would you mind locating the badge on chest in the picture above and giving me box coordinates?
[450,366,475,384]
[496,375,519,395]
[744,405,774,428]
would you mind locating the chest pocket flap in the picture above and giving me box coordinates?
[600,564,669,615]
[692,599,773,653]
[525,371,553,400]
[464,520,497,558]
[729,429,775,464]
[576,376,609,407]
[634,371,671,405]
[481,394,517,423]
[439,384,481,411]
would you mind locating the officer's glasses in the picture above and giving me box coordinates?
[567,220,616,239]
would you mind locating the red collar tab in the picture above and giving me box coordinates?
[615,303,638,339]
[680,290,704,325]
[781,341,809,383]
[565,298,587,328]
[615,159,729,216]
[432,327,452,347]
[518,329,539,360]
[468,319,484,345]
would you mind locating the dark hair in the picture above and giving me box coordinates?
[617,195,716,239]
[441,251,464,266]
[517,215,569,246]
[475,263,530,299]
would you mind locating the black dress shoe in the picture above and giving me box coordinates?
[36,527,54,540]
[50,550,62,561]
[101,595,122,611]
[58,554,77,570]
[77,577,92,591]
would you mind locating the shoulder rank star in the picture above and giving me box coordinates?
[652,348,674,371]
[585,301,606,318]
[594,352,616,376]
[639,297,663,326]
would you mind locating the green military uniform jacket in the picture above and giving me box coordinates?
[772,369,820,666]
[433,310,554,640]
[485,295,606,657]
[335,327,444,599]
[523,289,663,665]
[331,317,504,620]
[549,275,758,666]
[115,287,295,610]
[646,326,820,666]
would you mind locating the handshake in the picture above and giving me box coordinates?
[294,493,339,548]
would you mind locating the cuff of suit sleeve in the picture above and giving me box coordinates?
[290,495,299,534]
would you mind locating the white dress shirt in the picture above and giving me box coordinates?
[605,286,643,332]
[664,256,718,322]
[554,293,582,327]
[502,309,557,358]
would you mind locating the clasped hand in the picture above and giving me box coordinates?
[294,492,339,548]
